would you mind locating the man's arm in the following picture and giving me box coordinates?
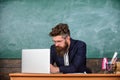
[50,46,60,73]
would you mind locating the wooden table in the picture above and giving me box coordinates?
[9,73,120,80]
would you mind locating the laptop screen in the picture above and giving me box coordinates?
[21,49,50,73]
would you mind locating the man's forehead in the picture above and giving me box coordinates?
[52,35,64,41]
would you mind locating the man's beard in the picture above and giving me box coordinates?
[55,41,69,57]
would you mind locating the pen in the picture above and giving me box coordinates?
[111,52,118,64]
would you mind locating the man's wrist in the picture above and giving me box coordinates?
[56,67,60,73]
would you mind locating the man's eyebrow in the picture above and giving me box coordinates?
[53,40,63,42]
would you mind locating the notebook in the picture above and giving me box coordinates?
[21,49,50,73]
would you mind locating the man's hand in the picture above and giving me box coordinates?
[50,64,60,73]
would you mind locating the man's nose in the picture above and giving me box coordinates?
[55,42,59,46]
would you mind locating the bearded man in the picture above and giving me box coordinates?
[49,23,91,73]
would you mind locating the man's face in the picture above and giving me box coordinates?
[52,35,69,56]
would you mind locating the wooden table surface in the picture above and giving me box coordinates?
[9,73,120,80]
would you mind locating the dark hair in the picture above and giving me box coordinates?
[49,23,70,37]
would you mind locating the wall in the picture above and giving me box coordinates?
[0,0,120,58]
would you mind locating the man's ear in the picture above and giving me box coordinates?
[66,36,70,40]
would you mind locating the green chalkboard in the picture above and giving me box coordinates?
[0,0,120,58]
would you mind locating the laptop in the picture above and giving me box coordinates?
[21,49,50,73]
